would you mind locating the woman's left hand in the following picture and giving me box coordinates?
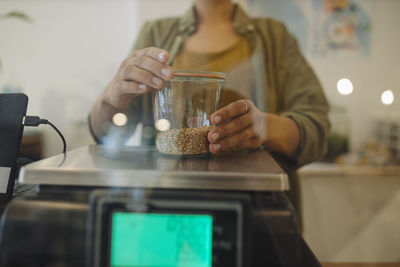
[207,99,267,153]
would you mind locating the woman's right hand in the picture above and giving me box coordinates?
[103,47,174,109]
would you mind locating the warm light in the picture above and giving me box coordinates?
[337,78,353,95]
[112,113,128,126]
[381,90,394,105]
[155,119,171,132]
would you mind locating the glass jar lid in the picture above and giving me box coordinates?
[172,70,227,81]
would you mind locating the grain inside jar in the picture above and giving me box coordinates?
[156,126,213,155]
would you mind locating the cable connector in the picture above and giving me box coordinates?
[22,116,48,126]
[22,115,67,154]
[16,157,34,166]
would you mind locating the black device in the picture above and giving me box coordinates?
[88,190,250,267]
[0,93,28,199]
[0,188,321,267]
[0,146,322,267]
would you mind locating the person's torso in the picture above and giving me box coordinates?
[172,36,256,108]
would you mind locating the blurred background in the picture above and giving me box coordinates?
[1,0,399,264]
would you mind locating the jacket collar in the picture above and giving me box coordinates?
[178,4,255,35]
[178,4,197,33]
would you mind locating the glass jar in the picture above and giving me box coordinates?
[153,70,227,155]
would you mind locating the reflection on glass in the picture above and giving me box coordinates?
[112,113,128,126]
[155,118,171,132]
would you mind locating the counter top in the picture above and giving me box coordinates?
[19,145,289,191]
[299,162,400,177]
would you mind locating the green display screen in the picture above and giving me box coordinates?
[110,212,213,267]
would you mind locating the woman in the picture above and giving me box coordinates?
[89,0,330,227]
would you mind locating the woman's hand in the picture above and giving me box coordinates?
[103,47,174,109]
[207,99,267,153]
[207,99,300,157]
[90,47,174,140]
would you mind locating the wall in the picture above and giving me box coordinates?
[1,0,399,156]
[242,0,400,151]
[307,0,400,151]
[0,0,142,156]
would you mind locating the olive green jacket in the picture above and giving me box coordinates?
[130,4,330,169]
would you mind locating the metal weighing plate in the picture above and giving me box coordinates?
[19,145,289,191]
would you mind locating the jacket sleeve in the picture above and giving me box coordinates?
[277,26,330,168]
[132,22,156,50]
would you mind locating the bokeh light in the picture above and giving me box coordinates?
[112,113,128,126]
[337,78,353,95]
[381,90,394,105]
[155,119,171,132]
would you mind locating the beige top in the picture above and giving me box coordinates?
[172,37,255,108]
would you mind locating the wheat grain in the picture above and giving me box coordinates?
[156,126,213,155]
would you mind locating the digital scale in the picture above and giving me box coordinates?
[0,145,321,267]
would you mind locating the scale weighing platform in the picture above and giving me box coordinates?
[0,145,321,267]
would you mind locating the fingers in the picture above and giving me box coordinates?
[105,47,173,109]
[208,112,252,143]
[121,47,174,90]
[131,47,170,63]
[207,99,266,154]
[210,99,251,125]
[115,80,149,94]
[121,65,167,90]
[209,127,261,153]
